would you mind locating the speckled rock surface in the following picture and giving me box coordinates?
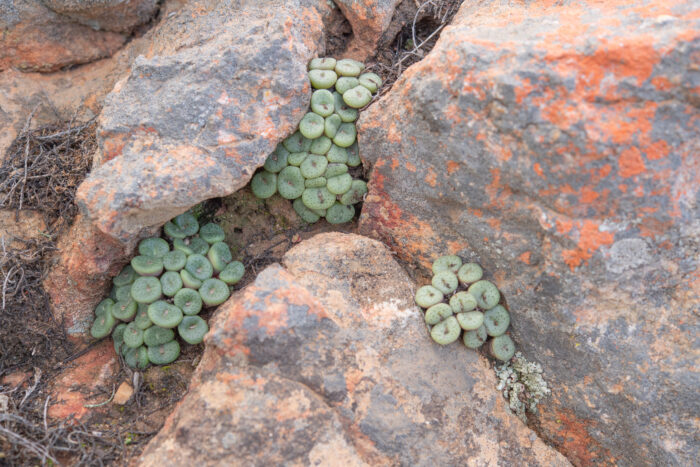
[334,0,403,60]
[44,215,142,338]
[0,0,127,72]
[357,1,699,465]
[76,0,328,242]
[138,233,570,466]
[42,0,159,33]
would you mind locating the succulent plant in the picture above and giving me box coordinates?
[335,77,359,94]
[308,69,337,89]
[147,340,180,365]
[468,280,500,310]
[342,85,372,108]
[483,305,510,337]
[300,154,328,179]
[250,57,380,225]
[358,73,382,93]
[112,299,137,321]
[250,170,277,199]
[432,255,462,274]
[457,262,483,284]
[309,57,336,70]
[430,315,461,345]
[310,90,335,117]
[89,210,244,370]
[335,58,362,77]
[325,202,355,224]
[414,255,516,362]
[299,112,325,139]
[490,334,515,361]
[173,288,203,315]
[178,316,209,345]
[415,285,444,308]
[130,276,162,304]
[424,303,453,325]
[199,278,230,306]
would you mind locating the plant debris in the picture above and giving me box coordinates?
[370,0,463,95]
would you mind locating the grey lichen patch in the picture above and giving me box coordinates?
[495,352,551,423]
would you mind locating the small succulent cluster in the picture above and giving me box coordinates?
[251,57,380,224]
[495,352,551,422]
[414,255,515,361]
[89,212,244,369]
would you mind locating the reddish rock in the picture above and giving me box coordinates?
[0,0,127,72]
[76,0,329,242]
[44,215,142,338]
[357,1,699,465]
[334,0,403,60]
[138,233,569,466]
[0,37,139,162]
[42,0,159,33]
[48,340,118,421]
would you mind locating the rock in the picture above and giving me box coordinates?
[113,381,134,405]
[48,340,118,421]
[42,0,159,33]
[334,0,403,60]
[76,0,328,242]
[138,233,569,466]
[357,1,699,465]
[0,0,126,72]
[44,215,139,338]
[0,34,137,161]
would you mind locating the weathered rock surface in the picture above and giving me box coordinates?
[76,0,328,242]
[48,340,118,421]
[334,0,403,60]
[357,1,699,465]
[44,214,139,337]
[0,50,133,162]
[138,233,569,466]
[0,0,127,72]
[42,0,159,33]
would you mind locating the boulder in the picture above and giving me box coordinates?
[76,0,328,242]
[42,0,159,33]
[357,1,699,465]
[138,233,569,466]
[0,0,126,72]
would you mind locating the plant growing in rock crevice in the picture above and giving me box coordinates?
[251,57,378,224]
[90,211,244,369]
[414,255,515,361]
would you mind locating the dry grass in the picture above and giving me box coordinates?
[369,0,463,95]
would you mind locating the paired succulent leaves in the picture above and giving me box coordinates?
[251,57,378,224]
[90,212,245,369]
[415,255,515,361]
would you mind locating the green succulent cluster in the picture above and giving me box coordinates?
[250,57,380,224]
[414,255,515,361]
[89,212,245,369]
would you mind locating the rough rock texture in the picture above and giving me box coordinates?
[48,340,118,421]
[42,0,159,33]
[334,0,403,60]
[44,215,140,337]
[138,233,569,466]
[0,26,154,337]
[0,0,127,72]
[357,1,699,466]
[76,0,328,242]
[0,49,134,162]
